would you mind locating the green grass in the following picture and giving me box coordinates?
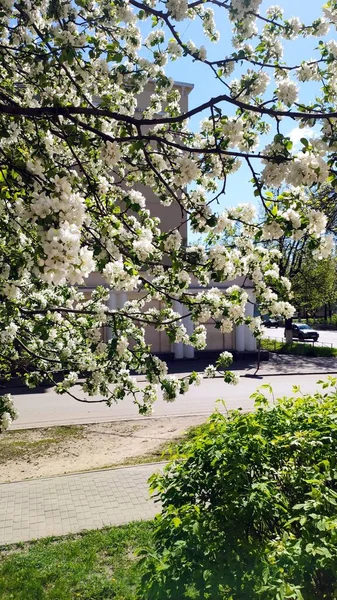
[261,338,337,357]
[0,425,85,464]
[0,521,153,600]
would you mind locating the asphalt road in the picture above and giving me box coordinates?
[263,326,337,348]
[9,374,330,430]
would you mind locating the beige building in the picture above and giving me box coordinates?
[83,81,257,359]
[85,273,256,359]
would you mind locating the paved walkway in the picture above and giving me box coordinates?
[149,354,337,378]
[245,354,337,377]
[0,464,161,545]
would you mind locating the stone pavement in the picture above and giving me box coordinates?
[0,463,161,545]
[244,353,337,377]
[161,353,337,378]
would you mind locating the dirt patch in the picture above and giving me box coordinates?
[0,416,206,483]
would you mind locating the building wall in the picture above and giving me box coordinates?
[82,279,257,357]
[83,81,257,357]
[133,81,192,242]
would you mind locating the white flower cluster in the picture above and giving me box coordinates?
[30,177,86,227]
[227,203,257,223]
[287,153,329,187]
[163,230,182,252]
[284,16,302,39]
[161,375,180,402]
[326,39,337,58]
[261,222,284,240]
[145,29,165,47]
[133,230,155,260]
[220,318,233,333]
[128,190,146,208]
[266,5,283,19]
[307,210,327,236]
[100,141,121,167]
[276,78,299,106]
[192,325,207,349]
[204,365,217,378]
[38,224,95,285]
[297,62,321,82]
[232,70,270,99]
[221,117,256,151]
[201,7,219,42]
[311,18,330,36]
[283,208,301,230]
[213,211,232,234]
[324,4,337,25]
[217,351,233,368]
[167,40,183,58]
[0,322,18,344]
[0,394,18,433]
[230,0,263,22]
[166,0,188,21]
[262,146,329,189]
[313,234,335,259]
[221,117,243,145]
[175,155,201,185]
[103,259,140,291]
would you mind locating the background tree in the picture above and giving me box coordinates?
[0,0,337,429]
[257,184,337,340]
[291,254,337,320]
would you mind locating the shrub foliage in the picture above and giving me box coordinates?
[139,381,337,599]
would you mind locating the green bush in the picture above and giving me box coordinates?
[304,316,337,330]
[139,381,337,599]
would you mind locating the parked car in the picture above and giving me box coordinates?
[286,323,319,342]
[263,317,282,328]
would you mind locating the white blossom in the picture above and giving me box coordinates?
[166,0,188,21]
[276,79,299,106]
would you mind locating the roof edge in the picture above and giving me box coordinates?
[173,81,194,92]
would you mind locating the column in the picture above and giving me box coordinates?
[118,292,127,309]
[183,312,195,359]
[172,300,184,359]
[245,291,257,352]
[106,291,117,341]
[235,324,245,352]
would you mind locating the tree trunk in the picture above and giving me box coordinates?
[254,339,261,376]
[284,318,293,344]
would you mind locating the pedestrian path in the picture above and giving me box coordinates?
[246,353,337,377]
[0,463,161,545]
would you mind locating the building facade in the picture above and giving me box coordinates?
[82,81,257,359]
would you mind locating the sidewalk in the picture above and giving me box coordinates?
[243,354,337,377]
[0,463,161,545]
[164,353,337,378]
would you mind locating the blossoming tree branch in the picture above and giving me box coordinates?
[0,0,336,430]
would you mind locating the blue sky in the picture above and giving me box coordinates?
[147,0,327,234]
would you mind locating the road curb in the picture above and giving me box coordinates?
[0,461,166,487]
[244,370,337,378]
